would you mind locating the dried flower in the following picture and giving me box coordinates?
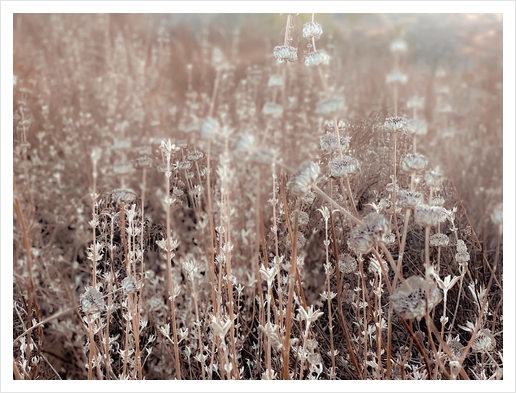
[384,117,408,132]
[80,287,105,314]
[348,213,390,254]
[316,96,346,115]
[303,22,323,40]
[201,117,219,139]
[273,45,298,62]
[386,71,408,84]
[430,233,449,247]
[471,329,496,353]
[405,118,428,136]
[267,74,284,87]
[328,156,360,178]
[456,239,468,253]
[319,133,350,153]
[187,151,204,161]
[287,162,320,197]
[407,95,425,109]
[455,251,470,263]
[304,50,330,67]
[368,255,389,275]
[121,276,137,295]
[390,276,442,321]
[290,210,309,226]
[338,253,357,274]
[390,39,407,53]
[113,161,135,175]
[396,189,423,209]
[401,153,429,173]
[424,168,444,188]
[414,204,445,226]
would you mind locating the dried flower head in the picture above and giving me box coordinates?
[328,156,360,178]
[405,118,428,136]
[447,336,465,360]
[121,276,138,295]
[80,287,105,314]
[430,233,450,247]
[267,74,284,87]
[319,132,350,153]
[287,162,320,197]
[407,95,425,109]
[316,96,346,115]
[305,50,330,67]
[290,210,310,226]
[273,45,298,62]
[338,253,357,274]
[401,153,429,173]
[396,189,423,209]
[414,204,445,226]
[348,212,390,254]
[425,168,444,188]
[303,22,323,40]
[201,117,219,139]
[384,117,408,132]
[386,71,408,85]
[187,151,204,161]
[390,276,442,321]
[390,39,407,53]
[368,255,389,275]
[471,329,496,353]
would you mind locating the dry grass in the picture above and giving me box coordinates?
[12,13,503,381]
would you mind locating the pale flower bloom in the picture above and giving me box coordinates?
[390,276,441,321]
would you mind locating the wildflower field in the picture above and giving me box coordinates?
[11,12,505,382]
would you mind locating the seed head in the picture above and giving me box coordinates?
[471,329,496,353]
[396,189,423,209]
[348,212,390,254]
[319,133,350,153]
[405,118,428,136]
[425,168,444,187]
[267,74,284,87]
[390,39,407,53]
[80,287,105,314]
[407,95,425,109]
[338,253,357,274]
[414,204,445,226]
[390,276,442,321]
[316,96,346,115]
[386,71,408,85]
[401,152,429,173]
[303,22,323,40]
[304,50,330,67]
[287,162,320,197]
[273,45,298,62]
[430,233,449,247]
[328,156,360,178]
[384,117,408,132]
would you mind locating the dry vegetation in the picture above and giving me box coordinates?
[12,13,503,381]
